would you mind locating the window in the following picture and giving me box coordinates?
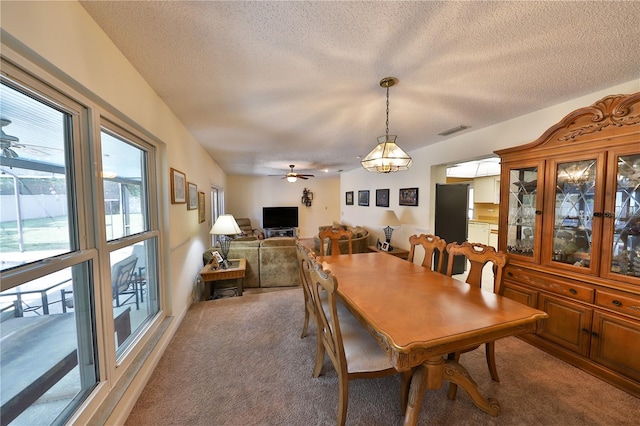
[100,127,159,354]
[0,66,98,425]
[0,58,162,423]
[0,83,74,270]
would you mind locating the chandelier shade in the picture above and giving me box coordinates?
[361,77,413,173]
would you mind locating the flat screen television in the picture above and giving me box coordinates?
[262,206,298,229]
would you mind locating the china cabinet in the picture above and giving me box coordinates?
[496,92,640,397]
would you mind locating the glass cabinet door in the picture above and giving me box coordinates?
[608,152,640,280]
[505,163,543,262]
[547,155,604,274]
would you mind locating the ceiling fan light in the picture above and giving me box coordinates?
[287,176,297,183]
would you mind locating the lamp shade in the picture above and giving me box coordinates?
[381,210,401,226]
[209,214,242,236]
[361,135,413,173]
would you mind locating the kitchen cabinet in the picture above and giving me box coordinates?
[496,92,640,398]
[473,176,500,204]
[467,221,490,245]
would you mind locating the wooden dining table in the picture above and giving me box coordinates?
[319,252,548,425]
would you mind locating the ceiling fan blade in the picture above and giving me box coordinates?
[298,176,309,180]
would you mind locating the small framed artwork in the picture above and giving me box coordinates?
[198,191,205,223]
[380,241,390,252]
[345,191,354,205]
[399,187,419,206]
[358,190,370,206]
[212,250,224,264]
[187,182,198,210]
[170,168,186,204]
[376,189,390,207]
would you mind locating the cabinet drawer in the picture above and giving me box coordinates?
[502,281,538,308]
[595,290,640,319]
[504,266,594,303]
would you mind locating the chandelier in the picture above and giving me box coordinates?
[361,77,413,173]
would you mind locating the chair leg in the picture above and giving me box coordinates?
[486,341,500,382]
[400,369,413,412]
[312,334,325,378]
[337,375,348,426]
[447,352,461,400]
[301,309,310,338]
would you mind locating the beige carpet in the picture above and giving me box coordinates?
[125,288,638,425]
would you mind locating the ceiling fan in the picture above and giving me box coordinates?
[1,118,60,159]
[270,164,315,182]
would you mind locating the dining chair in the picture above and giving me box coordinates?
[318,228,353,256]
[308,257,407,426]
[296,242,319,339]
[132,244,147,303]
[407,234,447,273]
[111,254,140,309]
[445,241,508,399]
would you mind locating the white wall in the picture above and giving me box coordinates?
[342,79,640,250]
[227,175,340,238]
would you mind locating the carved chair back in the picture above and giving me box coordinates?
[445,242,507,294]
[296,242,319,338]
[318,228,353,256]
[408,234,447,273]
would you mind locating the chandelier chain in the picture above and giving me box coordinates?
[385,86,390,137]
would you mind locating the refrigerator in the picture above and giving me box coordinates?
[435,183,469,274]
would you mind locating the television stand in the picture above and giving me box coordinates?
[264,227,296,238]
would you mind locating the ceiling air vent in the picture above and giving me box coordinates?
[438,125,471,136]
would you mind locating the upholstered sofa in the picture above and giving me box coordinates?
[203,237,299,288]
[313,222,370,255]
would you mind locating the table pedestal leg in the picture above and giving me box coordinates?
[444,359,500,416]
[403,357,443,426]
[402,357,500,425]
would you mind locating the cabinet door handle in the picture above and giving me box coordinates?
[569,288,577,295]
[581,328,590,334]
[593,212,602,217]
[603,211,614,218]
[612,299,622,307]
[535,210,542,215]
[591,332,600,338]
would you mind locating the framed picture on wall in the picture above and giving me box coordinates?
[187,182,198,210]
[399,187,419,206]
[198,191,205,223]
[376,189,390,207]
[358,190,369,206]
[345,191,354,205]
[170,168,186,204]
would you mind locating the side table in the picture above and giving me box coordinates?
[199,258,247,300]
[367,245,410,260]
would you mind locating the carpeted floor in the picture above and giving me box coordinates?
[125,287,638,425]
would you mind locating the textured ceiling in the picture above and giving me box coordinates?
[80,1,640,178]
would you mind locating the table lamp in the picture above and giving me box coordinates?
[209,214,242,268]
[381,210,401,250]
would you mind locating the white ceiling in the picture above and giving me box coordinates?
[80,1,640,178]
